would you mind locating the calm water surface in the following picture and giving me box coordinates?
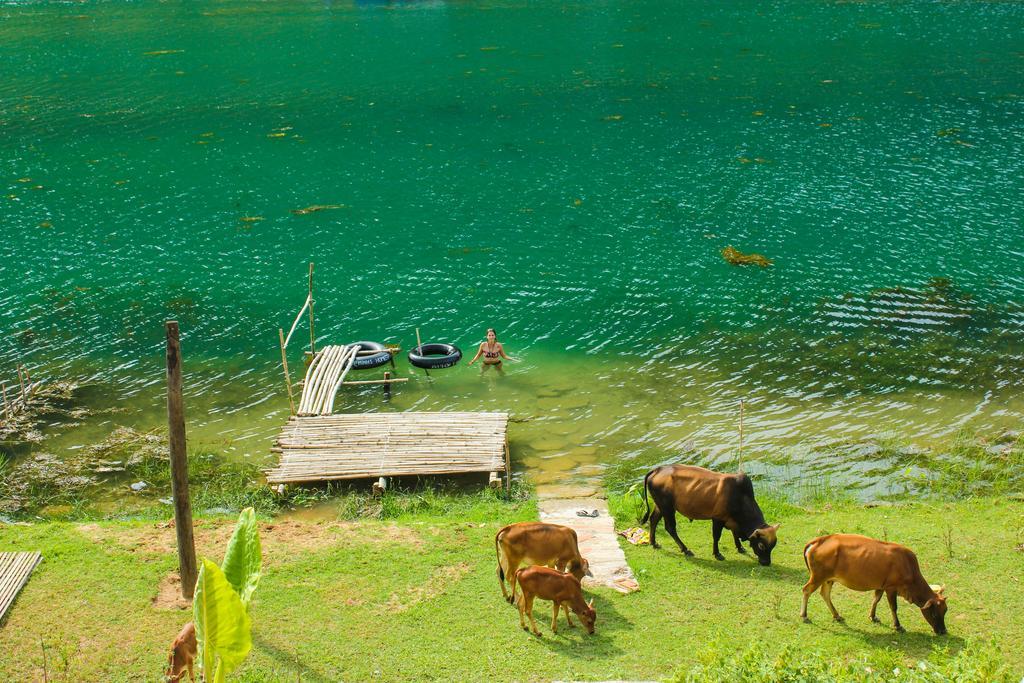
[2,0,1023,495]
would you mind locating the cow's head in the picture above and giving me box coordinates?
[747,524,780,566]
[576,598,597,634]
[921,585,948,635]
[568,557,593,580]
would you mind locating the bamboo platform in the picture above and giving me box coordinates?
[266,412,510,487]
[0,551,42,624]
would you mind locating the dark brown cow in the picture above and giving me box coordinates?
[801,534,948,635]
[165,621,197,682]
[641,465,780,565]
[495,522,591,603]
[512,565,596,636]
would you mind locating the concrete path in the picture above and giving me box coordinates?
[537,489,639,594]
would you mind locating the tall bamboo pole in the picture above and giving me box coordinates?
[308,262,316,356]
[165,321,198,599]
[279,328,295,415]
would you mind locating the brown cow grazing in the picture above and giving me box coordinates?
[165,621,197,682]
[801,534,948,635]
[512,565,596,636]
[495,522,592,603]
[641,465,780,565]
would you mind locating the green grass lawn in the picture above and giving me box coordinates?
[0,497,1021,681]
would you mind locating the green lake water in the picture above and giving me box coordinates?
[2,0,1023,498]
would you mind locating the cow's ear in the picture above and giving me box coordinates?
[771,523,781,531]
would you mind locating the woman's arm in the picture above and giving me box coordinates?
[498,344,516,361]
[468,343,485,365]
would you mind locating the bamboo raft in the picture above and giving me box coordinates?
[0,551,42,624]
[266,412,510,488]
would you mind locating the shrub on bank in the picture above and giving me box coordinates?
[680,640,1013,683]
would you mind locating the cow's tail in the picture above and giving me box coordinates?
[802,539,817,570]
[510,567,526,605]
[639,468,656,524]
[495,527,507,582]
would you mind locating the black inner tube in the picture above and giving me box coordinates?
[408,343,462,369]
[350,341,391,370]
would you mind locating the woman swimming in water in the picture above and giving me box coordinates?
[468,328,514,370]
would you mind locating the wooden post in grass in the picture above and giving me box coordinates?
[166,320,198,600]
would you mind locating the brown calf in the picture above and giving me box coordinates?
[495,522,591,603]
[801,534,948,635]
[165,621,197,682]
[512,565,596,636]
[641,465,780,565]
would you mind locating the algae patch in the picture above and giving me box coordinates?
[722,245,773,268]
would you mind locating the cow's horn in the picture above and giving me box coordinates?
[930,584,946,595]
[748,530,759,540]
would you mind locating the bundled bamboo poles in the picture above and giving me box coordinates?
[296,345,358,416]
[0,552,42,623]
[266,412,509,485]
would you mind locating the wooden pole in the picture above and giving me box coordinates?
[16,366,26,404]
[165,321,198,600]
[383,371,391,400]
[308,262,316,356]
[279,328,295,415]
[1,381,8,419]
[415,328,430,379]
[737,399,745,472]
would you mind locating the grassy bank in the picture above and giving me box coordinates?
[0,496,1021,681]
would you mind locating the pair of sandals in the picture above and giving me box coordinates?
[575,509,599,518]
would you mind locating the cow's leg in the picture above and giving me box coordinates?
[562,603,575,627]
[525,595,541,636]
[869,590,883,623]
[712,519,725,561]
[517,591,529,631]
[800,576,822,622]
[658,503,693,556]
[506,560,521,605]
[821,581,843,622]
[649,506,663,549]
[187,659,195,683]
[551,601,560,633]
[886,590,904,632]
[732,530,747,554]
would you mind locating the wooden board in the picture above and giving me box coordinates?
[0,551,42,624]
[266,412,509,485]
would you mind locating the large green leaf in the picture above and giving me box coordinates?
[221,507,262,605]
[193,558,252,680]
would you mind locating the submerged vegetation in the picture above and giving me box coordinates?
[721,245,774,267]
[0,378,84,444]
